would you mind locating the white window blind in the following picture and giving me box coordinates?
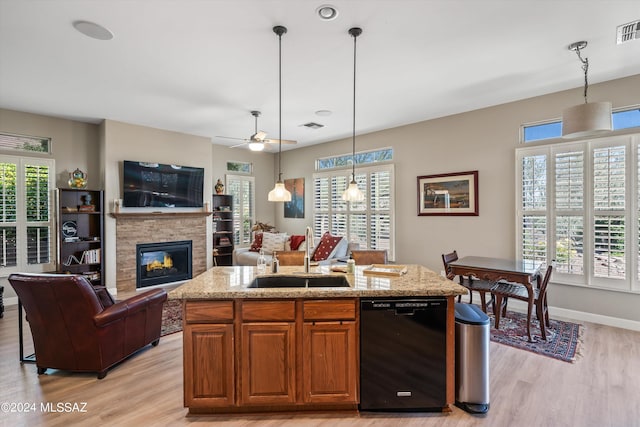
[555,150,584,275]
[1,154,55,274]
[226,174,255,247]
[313,164,394,260]
[516,134,639,292]
[520,154,547,263]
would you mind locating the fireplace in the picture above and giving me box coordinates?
[136,240,192,288]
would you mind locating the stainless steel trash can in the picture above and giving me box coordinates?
[455,303,490,414]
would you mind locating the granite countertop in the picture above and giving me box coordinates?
[168,265,467,300]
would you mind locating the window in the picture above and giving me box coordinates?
[516,133,639,292]
[225,174,254,247]
[313,164,394,260]
[226,161,252,174]
[316,147,393,170]
[1,154,55,275]
[521,106,640,143]
[0,132,51,154]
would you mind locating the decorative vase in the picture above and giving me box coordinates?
[215,179,224,194]
[68,168,87,189]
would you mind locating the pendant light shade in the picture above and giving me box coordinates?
[562,41,612,139]
[268,181,291,201]
[268,25,292,202]
[562,101,612,138]
[341,27,365,203]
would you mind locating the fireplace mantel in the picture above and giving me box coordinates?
[111,211,212,219]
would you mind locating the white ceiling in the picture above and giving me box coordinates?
[1,0,639,152]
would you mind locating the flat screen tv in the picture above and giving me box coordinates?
[122,160,204,208]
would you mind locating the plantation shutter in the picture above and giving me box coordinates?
[313,164,394,259]
[0,161,17,267]
[593,145,626,279]
[555,151,584,275]
[226,174,255,246]
[1,154,54,273]
[521,154,547,263]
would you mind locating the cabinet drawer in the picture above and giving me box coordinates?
[185,301,234,323]
[241,300,295,321]
[303,299,356,321]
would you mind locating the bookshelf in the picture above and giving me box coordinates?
[57,188,104,286]
[212,194,234,266]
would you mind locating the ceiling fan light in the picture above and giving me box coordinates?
[562,101,612,138]
[342,180,365,202]
[248,141,265,151]
[268,181,292,202]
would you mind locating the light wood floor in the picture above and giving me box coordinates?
[1,305,639,427]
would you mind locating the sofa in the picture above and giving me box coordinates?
[233,231,353,266]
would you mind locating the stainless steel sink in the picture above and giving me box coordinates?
[248,275,350,288]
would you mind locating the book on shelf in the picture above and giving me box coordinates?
[218,236,231,246]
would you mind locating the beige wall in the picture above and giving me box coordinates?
[278,74,640,323]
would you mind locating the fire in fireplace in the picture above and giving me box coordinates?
[136,240,192,288]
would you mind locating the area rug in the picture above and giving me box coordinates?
[489,310,583,363]
[160,299,183,336]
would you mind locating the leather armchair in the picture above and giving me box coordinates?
[8,273,167,379]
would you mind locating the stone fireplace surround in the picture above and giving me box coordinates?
[114,212,208,294]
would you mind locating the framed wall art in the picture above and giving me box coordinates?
[284,178,304,218]
[417,170,478,216]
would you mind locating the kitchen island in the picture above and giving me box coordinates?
[169,264,466,414]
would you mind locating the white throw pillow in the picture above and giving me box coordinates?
[261,232,288,254]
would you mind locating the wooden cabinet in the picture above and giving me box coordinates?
[240,300,297,405]
[212,194,233,266]
[57,189,104,286]
[183,298,359,413]
[183,301,235,408]
[302,300,358,403]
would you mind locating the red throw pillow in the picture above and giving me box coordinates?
[249,233,263,252]
[312,232,343,261]
[289,234,305,251]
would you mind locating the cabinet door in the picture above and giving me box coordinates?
[240,322,296,405]
[302,321,358,403]
[183,323,235,407]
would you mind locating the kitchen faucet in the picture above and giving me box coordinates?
[304,226,313,273]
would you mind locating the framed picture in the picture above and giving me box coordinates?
[417,170,478,216]
[284,178,305,218]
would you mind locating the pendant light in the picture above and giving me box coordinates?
[562,41,612,139]
[342,27,365,203]
[268,25,292,202]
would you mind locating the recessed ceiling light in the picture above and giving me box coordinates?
[73,20,114,40]
[316,5,338,21]
[315,110,332,116]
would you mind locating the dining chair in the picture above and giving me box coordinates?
[351,250,388,265]
[275,251,306,266]
[441,250,497,313]
[492,264,553,340]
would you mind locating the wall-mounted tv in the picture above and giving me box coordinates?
[122,160,204,208]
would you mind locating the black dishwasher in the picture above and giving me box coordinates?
[360,298,447,411]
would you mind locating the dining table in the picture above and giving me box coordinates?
[448,256,543,342]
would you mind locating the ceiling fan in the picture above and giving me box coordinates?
[216,110,297,151]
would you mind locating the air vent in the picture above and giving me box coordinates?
[617,19,640,44]
[302,122,324,129]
